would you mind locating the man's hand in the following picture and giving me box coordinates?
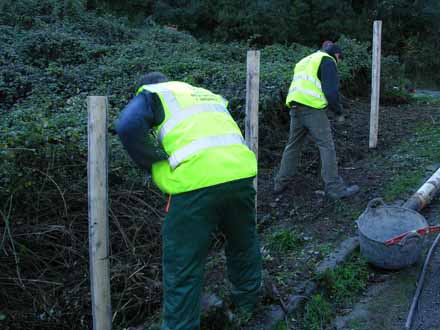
[144,172,152,188]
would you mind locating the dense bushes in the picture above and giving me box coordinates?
[21,30,88,67]
[0,3,412,328]
[1,5,409,205]
[0,0,86,26]
[152,0,353,46]
[151,0,440,87]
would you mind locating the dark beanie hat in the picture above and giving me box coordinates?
[323,44,343,60]
[137,72,169,89]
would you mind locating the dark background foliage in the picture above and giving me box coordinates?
[150,0,440,86]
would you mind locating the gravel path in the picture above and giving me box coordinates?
[415,89,440,98]
[411,202,440,330]
[411,238,440,330]
[333,198,440,330]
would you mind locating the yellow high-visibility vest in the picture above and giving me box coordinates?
[286,51,336,109]
[137,82,257,194]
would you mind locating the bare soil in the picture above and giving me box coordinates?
[2,99,440,330]
[199,100,440,329]
[251,100,440,328]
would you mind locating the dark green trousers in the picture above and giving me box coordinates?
[275,106,345,194]
[162,178,262,330]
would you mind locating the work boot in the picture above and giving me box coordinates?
[273,180,289,194]
[327,184,359,200]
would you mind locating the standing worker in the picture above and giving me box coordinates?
[116,72,262,330]
[274,44,359,199]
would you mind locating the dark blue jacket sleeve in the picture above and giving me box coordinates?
[115,92,168,172]
[319,58,343,115]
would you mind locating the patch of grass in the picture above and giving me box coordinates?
[381,126,440,200]
[292,253,370,330]
[316,243,333,258]
[273,269,294,287]
[410,93,440,105]
[267,229,304,253]
[334,201,361,219]
[319,253,369,307]
[409,127,440,161]
[274,320,287,330]
[303,294,333,330]
[380,124,440,201]
[382,168,425,202]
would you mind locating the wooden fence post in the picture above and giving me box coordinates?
[245,50,260,209]
[369,20,382,149]
[88,96,112,330]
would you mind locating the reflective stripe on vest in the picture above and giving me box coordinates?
[168,133,245,169]
[158,103,230,142]
[287,86,325,101]
[291,74,322,90]
[285,51,336,109]
[137,82,257,194]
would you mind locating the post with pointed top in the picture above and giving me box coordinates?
[369,20,382,149]
[245,50,260,210]
[88,96,112,330]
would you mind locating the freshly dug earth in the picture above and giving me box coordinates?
[201,100,440,329]
[257,100,439,248]
[2,100,440,330]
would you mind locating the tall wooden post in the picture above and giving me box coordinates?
[369,20,382,149]
[245,50,260,209]
[88,96,112,330]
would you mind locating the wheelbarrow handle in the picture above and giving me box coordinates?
[384,226,440,246]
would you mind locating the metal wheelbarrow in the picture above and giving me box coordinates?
[357,168,440,270]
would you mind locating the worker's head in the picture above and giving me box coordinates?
[321,40,334,49]
[323,44,343,63]
[137,72,169,89]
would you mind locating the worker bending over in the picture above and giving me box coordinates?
[116,72,262,330]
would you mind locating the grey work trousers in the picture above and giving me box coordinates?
[275,106,345,194]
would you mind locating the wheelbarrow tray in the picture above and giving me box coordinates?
[357,199,428,270]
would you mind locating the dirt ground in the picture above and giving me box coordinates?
[195,95,440,330]
[251,97,440,329]
[2,96,440,330]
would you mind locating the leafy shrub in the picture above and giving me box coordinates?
[337,36,371,97]
[151,0,440,88]
[76,13,136,44]
[401,35,440,87]
[0,12,407,328]
[0,0,86,27]
[1,18,407,201]
[0,64,35,106]
[20,29,88,67]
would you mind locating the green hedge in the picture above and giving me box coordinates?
[0,7,407,217]
[0,5,414,328]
